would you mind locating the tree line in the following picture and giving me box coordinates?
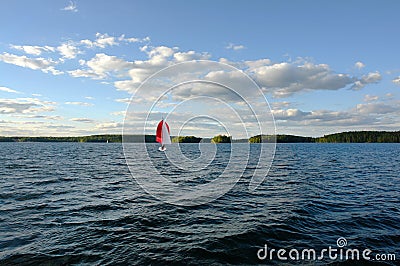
[1,131,399,143]
[316,131,400,143]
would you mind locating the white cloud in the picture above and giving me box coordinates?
[114,80,139,93]
[385,93,394,98]
[144,45,175,57]
[95,122,123,131]
[115,98,131,104]
[57,43,80,59]
[118,35,139,43]
[68,69,100,79]
[70,118,95,123]
[226,43,246,50]
[61,1,78,12]
[111,46,184,92]
[250,61,355,97]
[0,98,56,114]
[392,76,400,85]
[355,61,365,69]
[80,39,93,48]
[0,52,62,75]
[65,101,93,106]
[93,33,117,48]
[118,34,147,43]
[351,71,382,90]
[68,53,133,79]
[14,114,63,120]
[364,94,379,102]
[140,45,177,65]
[10,45,55,56]
[10,38,380,105]
[173,51,211,62]
[244,58,272,69]
[271,101,291,109]
[0,86,20,94]
[0,120,81,137]
[110,111,125,116]
[106,50,384,101]
[272,108,313,121]
[272,100,400,133]
[355,102,397,115]
[80,33,149,49]
[80,33,117,48]
[85,96,94,100]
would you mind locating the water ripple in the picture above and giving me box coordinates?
[0,143,399,265]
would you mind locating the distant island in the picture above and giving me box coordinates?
[0,131,399,143]
[172,136,202,143]
[211,135,232,143]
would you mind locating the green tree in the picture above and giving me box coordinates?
[211,135,231,143]
[172,136,202,143]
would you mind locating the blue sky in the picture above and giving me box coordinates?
[0,0,399,137]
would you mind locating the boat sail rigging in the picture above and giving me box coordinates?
[156,119,171,151]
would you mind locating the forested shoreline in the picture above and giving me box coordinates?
[1,131,399,143]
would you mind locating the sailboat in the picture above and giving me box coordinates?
[156,119,171,151]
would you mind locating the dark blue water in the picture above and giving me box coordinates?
[0,143,399,265]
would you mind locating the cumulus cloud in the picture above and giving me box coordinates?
[249,62,355,97]
[95,122,123,131]
[272,101,400,132]
[244,58,272,69]
[351,71,382,90]
[117,34,149,43]
[0,53,62,75]
[10,45,55,56]
[364,94,379,102]
[0,98,56,114]
[68,69,100,79]
[271,101,291,109]
[0,86,20,94]
[6,36,384,104]
[226,43,246,50]
[355,61,365,69]
[61,1,78,12]
[140,45,177,65]
[106,49,385,101]
[68,53,133,79]
[272,108,313,121]
[173,51,211,62]
[80,33,149,49]
[80,33,117,48]
[57,43,80,59]
[111,46,185,92]
[392,76,400,85]
[114,80,140,93]
[0,120,81,137]
[355,102,397,115]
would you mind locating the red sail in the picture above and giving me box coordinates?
[156,120,170,143]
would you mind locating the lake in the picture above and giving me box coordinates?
[0,143,399,265]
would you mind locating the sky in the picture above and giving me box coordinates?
[0,0,399,137]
